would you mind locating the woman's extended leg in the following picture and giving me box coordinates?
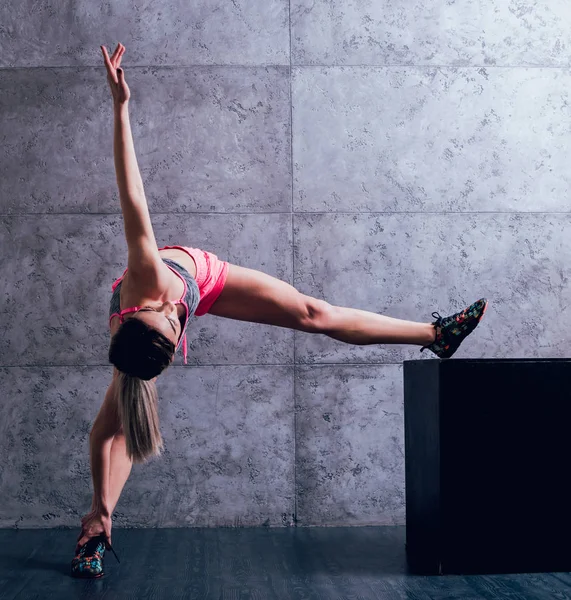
[209,265,433,346]
[208,265,487,357]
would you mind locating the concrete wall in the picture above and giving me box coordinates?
[1,1,570,528]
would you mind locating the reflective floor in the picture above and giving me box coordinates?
[1,526,570,600]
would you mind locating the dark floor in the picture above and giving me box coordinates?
[1,526,571,600]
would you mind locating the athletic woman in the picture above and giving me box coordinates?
[71,43,488,578]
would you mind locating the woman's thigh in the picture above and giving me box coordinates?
[207,263,313,329]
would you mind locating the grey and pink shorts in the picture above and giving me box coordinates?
[159,245,229,315]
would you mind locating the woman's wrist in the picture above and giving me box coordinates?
[92,499,111,517]
[113,101,129,115]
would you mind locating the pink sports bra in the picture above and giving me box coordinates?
[109,252,201,364]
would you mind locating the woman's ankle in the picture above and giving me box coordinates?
[422,322,438,346]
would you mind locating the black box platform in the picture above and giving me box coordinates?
[404,359,571,575]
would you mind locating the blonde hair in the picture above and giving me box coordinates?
[116,371,164,464]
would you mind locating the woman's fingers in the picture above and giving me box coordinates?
[110,43,124,68]
[110,43,121,64]
[101,45,111,65]
[101,44,126,82]
[101,43,129,103]
[116,45,125,69]
[101,44,121,68]
[101,46,114,75]
[76,533,89,552]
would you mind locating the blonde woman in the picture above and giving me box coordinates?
[71,43,488,578]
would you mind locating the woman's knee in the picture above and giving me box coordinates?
[299,297,336,333]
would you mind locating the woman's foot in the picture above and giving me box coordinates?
[421,298,488,359]
[71,533,106,578]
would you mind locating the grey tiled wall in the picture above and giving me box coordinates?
[1,1,570,528]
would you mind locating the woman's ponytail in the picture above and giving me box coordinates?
[115,371,164,464]
[109,316,175,462]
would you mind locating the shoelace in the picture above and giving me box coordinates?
[420,312,445,353]
[78,536,103,557]
[76,535,121,564]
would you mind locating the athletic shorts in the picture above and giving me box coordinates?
[159,245,229,316]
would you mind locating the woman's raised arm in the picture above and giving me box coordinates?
[101,43,161,274]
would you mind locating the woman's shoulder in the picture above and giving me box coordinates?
[125,260,176,296]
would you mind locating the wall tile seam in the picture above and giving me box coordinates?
[5,211,571,217]
[293,64,571,69]
[0,362,402,368]
[0,64,569,70]
[0,212,294,216]
[0,65,290,70]
[287,0,300,529]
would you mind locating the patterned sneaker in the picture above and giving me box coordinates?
[71,534,107,579]
[420,298,488,359]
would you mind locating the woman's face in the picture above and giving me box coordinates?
[130,301,182,347]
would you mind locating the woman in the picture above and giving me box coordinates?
[71,43,488,578]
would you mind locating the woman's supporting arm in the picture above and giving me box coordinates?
[88,377,122,515]
[89,432,114,516]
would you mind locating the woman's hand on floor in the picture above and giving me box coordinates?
[76,509,113,553]
[101,42,131,105]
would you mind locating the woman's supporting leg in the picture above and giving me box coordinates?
[208,264,437,346]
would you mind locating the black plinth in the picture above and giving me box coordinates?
[404,359,571,575]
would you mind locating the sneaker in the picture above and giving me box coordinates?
[420,298,488,359]
[71,533,108,579]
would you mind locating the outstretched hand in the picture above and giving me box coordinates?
[101,42,130,105]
